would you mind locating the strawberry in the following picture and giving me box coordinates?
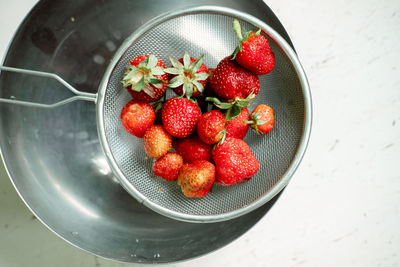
[121,54,168,103]
[212,137,259,185]
[246,104,275,134]
[210,56,259,101]
[177,160,215,198]
[173,135,212,163]
[232,19,275,75]
[161,97,201,138]
[120,100,155,138]
[225,107,250,139]
[165,52,209,98]
[153,152,183,181]
[143,125,172,159]
[197,110,225,144]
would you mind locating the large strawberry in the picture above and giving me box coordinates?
[153,152,183,181]
[212,137,259,186]
[197,110,225,144]
[143,125,172,159]
[245,104,275,134]
[232,19,275,75]
[165,52,209,98]
[173,135,212,163]
[210,56,259,101]
[120,100,155,138]
[121,54,168,103]
[225,107,249,139]
[177,160,215,198]
[161,97,201,138]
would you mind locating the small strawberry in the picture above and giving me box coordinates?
[245,104,275,134]
[121,54,168,103]
[197,110,225,144]
[210,56,259,101]
[212,137,259,186]
[173,135,212,163]
[120,100,155,138]
[225,107,250,139]
[153,152,183,181]
[165,52,209,98]
[161,97,201,138]
[143,125,172,159]
[177,160,215,198]
[232,19,275,75]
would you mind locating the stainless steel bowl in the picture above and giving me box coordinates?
[0,0,300,263]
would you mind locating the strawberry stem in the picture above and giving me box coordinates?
[233,19,243,41]
[225,107,232,123]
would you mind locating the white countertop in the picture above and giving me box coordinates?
[0,0,399,266]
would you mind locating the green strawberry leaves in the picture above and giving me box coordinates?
[131,77,145,92]
[121,54,166,97]
[206,89,256,121]
[165,52,210,98]
[227,105,241,121]
[244,111,268,135]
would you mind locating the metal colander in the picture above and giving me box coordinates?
[97,6,311,223]
[0,6,311,223]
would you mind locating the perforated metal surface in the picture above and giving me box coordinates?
[98,7,311,222]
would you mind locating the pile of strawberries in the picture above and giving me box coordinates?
[120,20,275,198]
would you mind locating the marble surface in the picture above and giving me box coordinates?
[0,0,399,266]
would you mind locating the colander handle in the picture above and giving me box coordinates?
[0,66,97,108]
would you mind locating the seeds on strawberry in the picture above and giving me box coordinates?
[161,97,201,138]
[232,19,275,75]
[120,100,155,138]
[197,110,225,144]
[212,137,259,186]
[143,125,172,159]
[225,107,250,139]
[153,152,183,181]
[177,160,215,198]
[246,104,275,134]
[173,135,212,163]
[165,52,209,98]
[122,54,168,103]
[210,56,260,101]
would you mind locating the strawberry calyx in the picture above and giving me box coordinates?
[244,111,267,135]
[165,52,210,98]
[205,90,256,121]
[121,54,166,98]
[231,19,262,60]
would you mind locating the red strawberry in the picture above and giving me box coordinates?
[246,104,275,134]
[173,135,212,163]
[232,19,275,75]
[177,160,215,198]
[161,97,201,138]
[197,110,225,144]
[143,125,172,159]
[225,107,249,139]
[210,56,259,101]
[165,52,209,98]
[122,54,168,103]
[153,152,183,181]
[212,137,259,185]
[120,100,155,138]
